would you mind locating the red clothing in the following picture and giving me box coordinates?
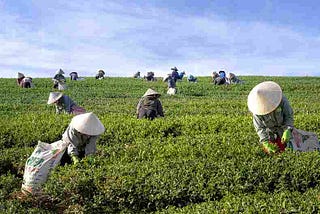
[270,137,286,153]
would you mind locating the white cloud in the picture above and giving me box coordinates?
[0,0,320,78]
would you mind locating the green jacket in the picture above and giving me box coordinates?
[253,95,294,143]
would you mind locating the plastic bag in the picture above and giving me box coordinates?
[167,88,176,95]
[290,128,320,152]
[21,140,68,195]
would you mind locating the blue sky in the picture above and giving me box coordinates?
[1,0,320,78]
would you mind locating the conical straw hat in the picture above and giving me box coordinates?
[47,92,63,104]
[56,69,65,75]
[247,81,282,115]
[70,112,105,135]
[18,72,25,78]
[143,88,161,97]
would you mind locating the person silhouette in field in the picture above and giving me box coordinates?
[213,70,228,85]
[187,74,197,83]
[211,71,219,83]
[47,92,86,115]
[248,81,294,155]
[163,74,177,95]
[227,73,243,84]
[144,71,156,81]
[52,69,66,89]
[171,67,180,82]
[133,71,141,78]
[136,88,164,120]
[69,72,79,81]
[96,69,105,79]
[17,72,34,88]
[60,112,105,165]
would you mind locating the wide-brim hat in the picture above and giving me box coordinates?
[143,88,161,97]
[70,112,105,136]
[18,72,25,78]
[56,69,65,75]
[171,67,178,71]
[47,92,63,104]
[247,81,282,115]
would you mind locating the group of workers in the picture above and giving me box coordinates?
[134,67,198,83]
[15,68,319,168]
[212,70,243,85]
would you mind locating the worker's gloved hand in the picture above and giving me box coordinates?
[281,128,292,144]
[71,155,80,165]
[262,141,278,154]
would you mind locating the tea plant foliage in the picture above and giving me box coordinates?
[1,76,320,213]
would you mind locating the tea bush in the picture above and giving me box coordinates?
[1,76,320,212]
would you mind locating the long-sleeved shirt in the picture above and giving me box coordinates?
[56,95,77,114]
[136,96,164,118]
[62,126,98,156]
[253,95,294,143]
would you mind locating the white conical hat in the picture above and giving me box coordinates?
[56,69,65,75]
[247,81,282,115]
[70,112,105,135]
[47,92,63,104]
[18,72,25,78]
[143,88,161,97]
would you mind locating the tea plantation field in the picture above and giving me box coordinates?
[1,76,320,213]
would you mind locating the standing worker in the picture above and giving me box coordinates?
[164,74,177,95]
[47,92,86,115]
[136,88,164,120]
[171,67,179,82]
[247,81,294,154]
[61,112,105,165]
[52,69,66,90]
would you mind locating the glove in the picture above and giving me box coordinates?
[281,128,292,144]
[71,155,80,164]
[262,141,278,154]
